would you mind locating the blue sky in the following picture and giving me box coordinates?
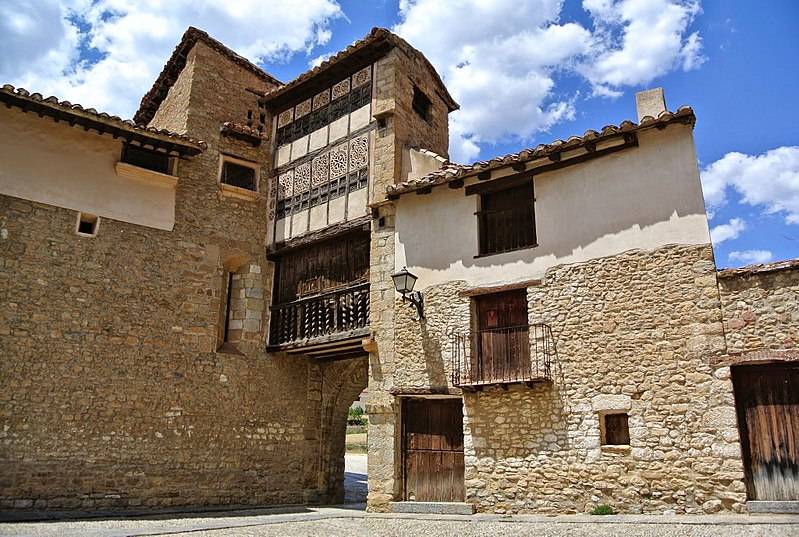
[1,0,797,266]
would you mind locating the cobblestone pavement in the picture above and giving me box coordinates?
[1,509,797,537]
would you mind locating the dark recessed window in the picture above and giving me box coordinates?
[221,159,257,191]
[477,183,536,256]
[76,212,99,237]
[412,85,432,122]
[602,413,630,446]
[121,145,171,175]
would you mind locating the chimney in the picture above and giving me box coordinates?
[635,88,667,121]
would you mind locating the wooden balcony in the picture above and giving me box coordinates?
[268,283,369,357]
[451,324,555,390]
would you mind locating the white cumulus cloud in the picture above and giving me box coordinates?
[580,0,705,96]
[728,250,774,265]
[394,0,704,162]
[710,218,745,244]
[0,0,343,119]
[701,146,799,224]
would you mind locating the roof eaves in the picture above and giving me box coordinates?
[386,106,696,197]
[1,84,207,155]
[717,258,799,279]
[259,27,458,112]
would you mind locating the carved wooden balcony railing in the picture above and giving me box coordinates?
[451,324,555,389]
[269,283,369,347]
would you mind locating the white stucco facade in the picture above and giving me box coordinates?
[394,124,711,289]
[0,107,178,231]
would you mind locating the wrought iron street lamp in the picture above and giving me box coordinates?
[392,266,424,320]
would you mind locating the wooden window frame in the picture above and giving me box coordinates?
[475,181,537,258]
[120,144,175,175]
[218,154,260,200]
[600,412,630,446]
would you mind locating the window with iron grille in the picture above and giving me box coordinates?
[220,158,258,191]
[121,144,172,175]
[601,413,630,445]
[477,182,536,256]
[412,85,431,122]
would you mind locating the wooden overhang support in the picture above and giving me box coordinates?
[0,85,205,157]
[464,134,639,197]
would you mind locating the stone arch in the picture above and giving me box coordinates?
[306,355,369,504]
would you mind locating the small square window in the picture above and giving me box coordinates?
[220,156,258,192]
[601,413,630,446]
[412,85,432,122]
[75,212,99,237]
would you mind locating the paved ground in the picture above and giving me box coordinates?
[344,453,367,504]
[1,509,797,537]
[2,456,797,536]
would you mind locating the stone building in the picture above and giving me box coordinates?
[1,26,797,516]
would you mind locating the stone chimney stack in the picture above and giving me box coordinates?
[635,88,667,121]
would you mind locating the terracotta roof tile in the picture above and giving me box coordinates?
[220,121,264,145]
[1,84,206,154]
[258,27,458,112]
[386,106,696,197]
[717,258,799,279]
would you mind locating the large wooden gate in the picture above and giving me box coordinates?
[732,362,799,501]
[402,398,465,502]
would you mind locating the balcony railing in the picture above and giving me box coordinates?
[451,324,555,388]
[269,283,369,346]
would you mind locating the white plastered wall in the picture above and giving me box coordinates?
[0,107,177,231]
[395,124,711,289]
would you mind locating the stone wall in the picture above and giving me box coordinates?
[367,244,749,514]
[464,245,744,514]
[0,39,356,512]
[718,263,799,358]
[366,44,452,511]
[0,196,308,510]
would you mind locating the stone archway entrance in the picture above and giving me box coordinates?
[303,354,369,504]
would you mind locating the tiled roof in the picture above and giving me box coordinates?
[0,84,206,154]
[717,258,799,279]
[220,121,264,145]
[259,27,458,112]
[134,27,282,125]
[386,106,696,197]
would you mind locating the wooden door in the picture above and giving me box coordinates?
[475,290,529,383]
[732,362,799,501]
[403,398,465,502]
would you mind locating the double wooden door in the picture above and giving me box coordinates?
[474,290,530,383]
[732,362,799,501]
[402,398,465,502]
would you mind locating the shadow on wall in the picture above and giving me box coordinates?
[397,128,709,281]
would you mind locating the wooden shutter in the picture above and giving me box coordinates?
[478,183,536,255]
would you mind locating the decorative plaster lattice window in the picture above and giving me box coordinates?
[219,155,259,200]
[75,212,99,237]
[412,85,432,122]
[601,413,630,446]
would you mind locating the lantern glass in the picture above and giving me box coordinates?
[392,267,417,294]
